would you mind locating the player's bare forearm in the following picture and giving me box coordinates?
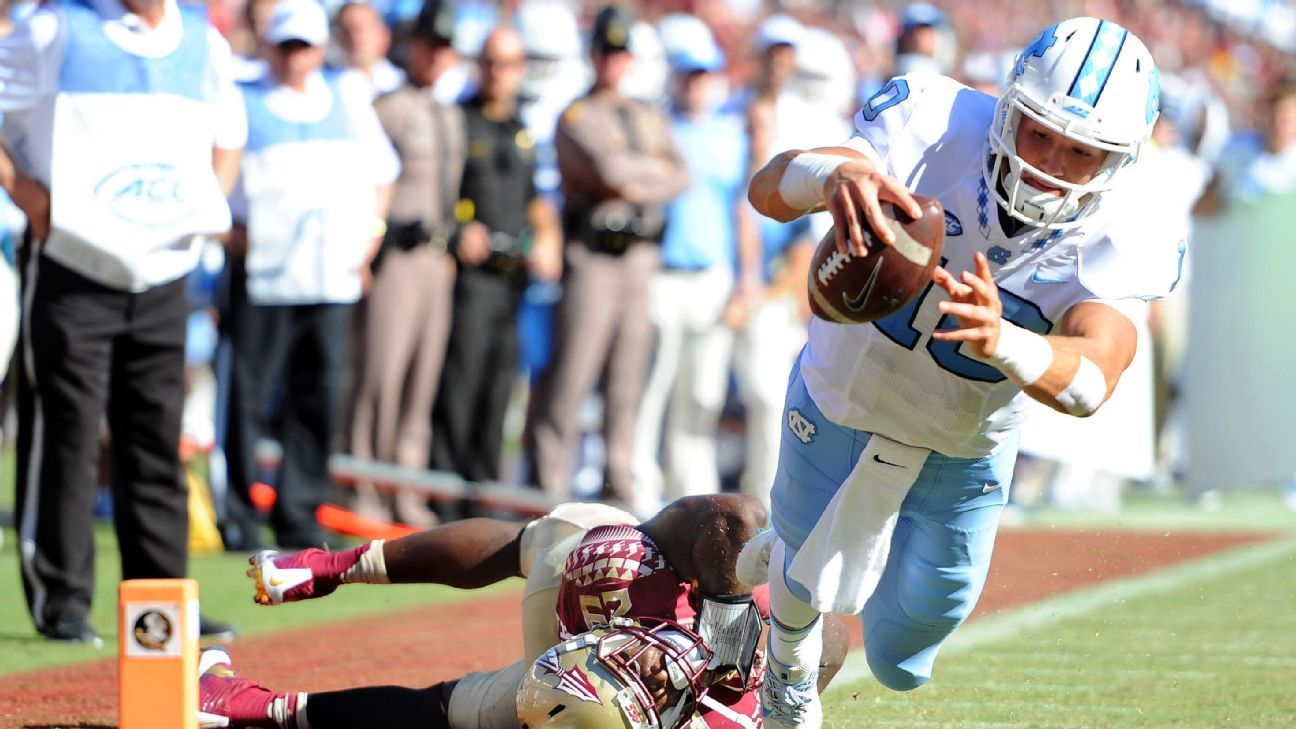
[934,258,1133,417]
[748,150,821,222]
[1023,303,1135,415]
[383,518,526,588]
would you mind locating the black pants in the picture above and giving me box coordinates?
[16,254,188,629]
[431,268,522,481]
[223,264,351,550]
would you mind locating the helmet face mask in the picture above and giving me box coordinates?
[517,619,713,729]
[985,18,1161,230]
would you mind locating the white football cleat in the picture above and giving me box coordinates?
[760,655,823,729]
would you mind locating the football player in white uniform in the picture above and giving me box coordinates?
[743,17,1179,728]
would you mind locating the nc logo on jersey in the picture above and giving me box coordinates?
[94,163,193,227]
[787,409,817,444]
[943,211,963,236]
[986,246,1013,265]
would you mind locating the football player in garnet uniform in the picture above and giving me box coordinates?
[744,17,1178,729]
[198,494,850,729]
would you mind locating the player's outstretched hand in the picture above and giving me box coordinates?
[248,548,345,606]
[931,252,1003,360]
[822,160,923,258]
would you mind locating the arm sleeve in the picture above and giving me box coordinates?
[205,27,246,151]
[0,9,61,114]
[840,76,923,175]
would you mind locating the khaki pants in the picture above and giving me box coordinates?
[348,245,454,523]
[530,242,659,502]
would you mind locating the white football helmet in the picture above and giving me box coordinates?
[986,17,1161,229]
[516,618,712,729]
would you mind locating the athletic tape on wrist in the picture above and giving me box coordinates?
[1055,355,1107,416]
[341,539,390,585]
[984,321,1053,386]
[777,152,846,210]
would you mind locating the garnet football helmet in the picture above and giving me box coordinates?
[516,618,712,729]
[986,17,1160,229]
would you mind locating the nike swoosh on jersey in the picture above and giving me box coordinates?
[1030,268,1071,284]
[982,482,1002,493]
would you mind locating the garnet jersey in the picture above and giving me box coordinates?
[800,73,1185,458]
[556,524,696,638]
[555,523,769,729]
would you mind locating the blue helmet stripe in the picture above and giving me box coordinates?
[1067,21,1129,107]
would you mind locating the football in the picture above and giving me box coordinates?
[807,195,946,324]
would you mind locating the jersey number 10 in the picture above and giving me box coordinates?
[874,258,1052,382]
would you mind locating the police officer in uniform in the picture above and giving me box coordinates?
[347,0,463,526]
[529,6,688,504]
[431,28,561,483]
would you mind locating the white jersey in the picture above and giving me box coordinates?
[800,74,1184,458]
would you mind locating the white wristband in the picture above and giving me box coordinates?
[1056,356,1107,416]
[777,152,846,210]
[983,320,1053,386]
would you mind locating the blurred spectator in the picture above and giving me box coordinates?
[1224,82,1296,202]
[529,5,687,504]
[332,1,404,97]
[893,2,956,76]
[430,28,561,483]
[732,14,845,508]
[223,0,398,549]
[515,0,587,201]
[632,16,759,514]
[622,18,667,105]
[513,1,588,385]
[346,0,459,527]
[230,0,278,82]
[1,0,242,642]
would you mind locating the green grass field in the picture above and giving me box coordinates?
[821,533,1296,727]
[3,476,1295,726]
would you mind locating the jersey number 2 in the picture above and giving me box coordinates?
[873,259,1052,383]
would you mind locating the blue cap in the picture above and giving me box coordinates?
[900,3,946,31]
[669,43,724,73]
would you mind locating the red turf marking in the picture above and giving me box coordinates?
[0,529,1272,727]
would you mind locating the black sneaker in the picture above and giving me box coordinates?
[200,615,238,645]
[42,612,104,647]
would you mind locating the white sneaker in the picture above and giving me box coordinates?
[736,527,779,587]
[760,656,823,729]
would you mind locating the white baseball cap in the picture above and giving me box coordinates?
[753,14,803,52]
[266,0,329,46]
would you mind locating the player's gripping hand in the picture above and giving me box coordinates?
[822,159,923,258]
[248,548,351,605]
[931,251,1003,360]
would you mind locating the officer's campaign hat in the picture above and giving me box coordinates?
[412,0,456,47]
[590,5,633,54]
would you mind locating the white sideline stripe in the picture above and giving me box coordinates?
[824,536,1296,693]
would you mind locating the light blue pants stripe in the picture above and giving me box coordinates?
[770,356,1016,690]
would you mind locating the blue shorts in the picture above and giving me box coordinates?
[770,356,1016,691]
